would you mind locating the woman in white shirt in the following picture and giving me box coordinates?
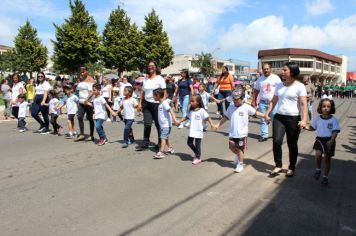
[136,61,167,151]
[10,73,25,119]
[0,79,12,119]
[101,78,112,121]
[32,72,52,134]
[266,62,308,177]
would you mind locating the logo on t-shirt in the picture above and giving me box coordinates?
[239,112,244,116]
[194,115,201,120]
[327,123,333,129]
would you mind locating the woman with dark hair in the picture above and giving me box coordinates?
[32,71,51,134]
[174,69,194,128]
[266,62,308,177]
[136,61,167,151]
[10,73,25,119]
[213,66,234,117]
[0,79,12,119]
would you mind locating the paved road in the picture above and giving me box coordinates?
[0,99,355,236]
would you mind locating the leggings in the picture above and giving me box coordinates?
[77,103,94,137]
[104,97,112,119]
[31,95,49,129]
[50,114,62,132]
[187,137,202,159]
[142,100,161,146]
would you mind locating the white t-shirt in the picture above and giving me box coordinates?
[77,82,93,104]
[11,83,25,103]
[101,84,110,98]
[199,92,211,110]
[275,81,307,116]
[65,94,79,115]
[119,82,133,98]
[187,108,209,139]
[113,96,121,111]
[17,101,28,118]
[36,81,51,95]
[254,74,282,102]
[1,84,11,100]
[121,97,138,120]
[311,115,340,138]
[49,98,60,115]
[93,96,107,120]
[158,100,172,128]
[143,75,166,103]
[224,103,256,138]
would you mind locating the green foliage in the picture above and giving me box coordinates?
[191,52,216,77]
[12,20,48,73]
[52,0,101,74]
[140,9,174,72]
[0,50,17,72]
[85,61,105,76]
[102,6,144,74]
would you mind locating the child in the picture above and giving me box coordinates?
[116,86,137,148]
[86,83,116,146]
[214,89,264,173]
[177,94,214,165]
[305,98,340,186]
[58,85,79,138]
[48,90,63,135]
[112,90,123,122]
[17,94,28,132]
[198,83,222,131]
[153,88,178,158]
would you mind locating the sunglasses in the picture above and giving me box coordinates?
[38,75,44,78]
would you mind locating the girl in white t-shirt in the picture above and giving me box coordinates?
[178,94,214,165]
[305,98,340,186]
[112,90,123,122]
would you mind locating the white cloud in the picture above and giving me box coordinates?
[289,25,328,48]
[324,15,356,50]
[0,0,58,17]
[0,16,21,46]
[305,0,334,16]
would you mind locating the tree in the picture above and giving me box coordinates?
[0,50,17,72]
[12,20,48,75]
[140,9,174,72]
[191,52,216,78]
[52,0,101,74]
[102,6,143,75]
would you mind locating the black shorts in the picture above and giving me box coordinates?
[229,137,247,152]
[68,114,75,121]
[313,137,336,157]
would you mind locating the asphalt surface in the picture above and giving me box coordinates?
[0,99,355,236]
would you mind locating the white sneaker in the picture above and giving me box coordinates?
[235,163,244,173]
[153,152,165,159]
[178,124,184,129]
[106,118,111,122]
[167,147,175,154]
[184,121,190,127]
[233,156,240,165]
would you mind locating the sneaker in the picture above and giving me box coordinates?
[74,135,86,142]
[178,124,184,129]
[50,131,58,135]
[106,118,111,122]
[235,163,244,173]
[122,143,128,148]
[270,167,283,176]
[286,169,294,177]
[128,140,135,145]
[19,129,26,133]
[166,147,175,154]
[314,169,321,180]
[40,128,50,134]
[192,158,202,165]
[321,176,329,186]
[34,127,45,133]
[153,152,165,159]
[184,121,190,127]
[97,138,107,146]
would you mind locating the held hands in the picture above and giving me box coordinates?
[265,115,271,124]
[298,120,307,129]
[211,123,219,131]
[41,101,46,106]
[137,104,142,112]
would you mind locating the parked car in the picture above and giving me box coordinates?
[44,72,57,81]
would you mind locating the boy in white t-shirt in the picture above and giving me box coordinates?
[115,86,138,148]
[214,89,265,173]
[112,90,123,122]
[152,88,178,158]
[58,85,79,138]
[17,94,28,132]
[86,83,116,146]
[48,90,63,135]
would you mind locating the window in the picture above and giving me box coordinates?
[316,62,322,69]
[331,66,335,72]
[323,64,329,71]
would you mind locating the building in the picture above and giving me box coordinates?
[258,48,347,85]
[161,54,251,78]
[0,44,12,54]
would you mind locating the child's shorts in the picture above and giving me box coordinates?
[160,127,171,139]
[68,114,75,121]
[229,137,247,152]
[313,137,335,157]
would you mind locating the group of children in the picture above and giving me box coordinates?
[14,83,340,185]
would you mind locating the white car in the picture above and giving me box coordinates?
[44,72,57,81]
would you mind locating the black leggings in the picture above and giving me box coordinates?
[50,114,62,132]
[272,114,301,170]
[31,95,49,129]
[187,137,202,159]
[77,103,94,137]
[142,100,160,146]
[104,98,112,119]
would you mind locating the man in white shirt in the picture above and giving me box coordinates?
[252,63,282,142]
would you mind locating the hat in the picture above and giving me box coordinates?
[231,89,245,99]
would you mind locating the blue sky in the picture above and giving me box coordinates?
[1,0,356,70]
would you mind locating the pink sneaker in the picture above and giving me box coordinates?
[192,158,202,165]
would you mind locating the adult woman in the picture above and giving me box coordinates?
[266,62,308,177]
[0,79,12,119]
[165,75,176,102]
[32,72,51,134]
[10,73,25,119]
[101,77,112,122]
[75,66,95,142]
[302,75,315,121]
[174,69,193,128]
[213,66,234,117]
[136,61,167,151]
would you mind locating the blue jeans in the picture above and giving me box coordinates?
[258,100,275,138]
[18,117,26,129]
[179,94,190,119]
[95,119,106,140]
[123,119,134,144]
[31,95,49,129]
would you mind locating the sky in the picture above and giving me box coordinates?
[1,0,356,70]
